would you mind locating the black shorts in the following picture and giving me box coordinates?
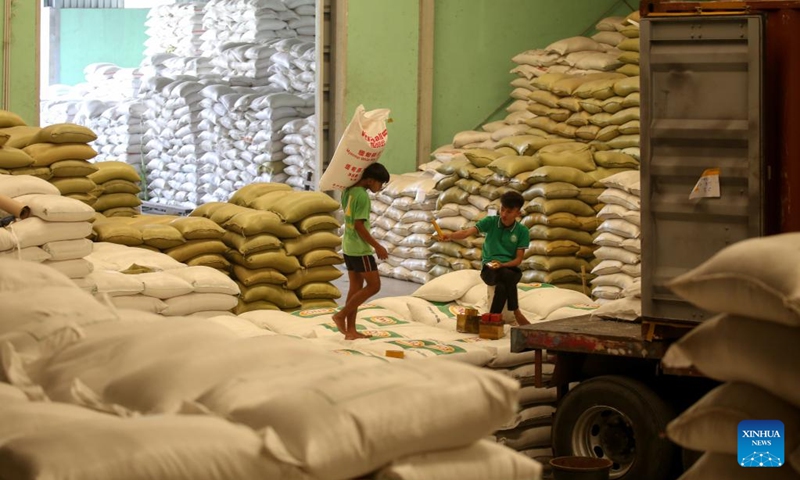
[343,254,377,272]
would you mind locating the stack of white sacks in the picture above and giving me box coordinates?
[86,242,239,317]
[196,87,314,203]
[141,52,215,79]
[211,41,280,86]
[199,0,297,60]
[281,114,317,190]
[590,170,641,305]
[141,76,206,208]
[268,39,316,93]
[370,172,439,285]
[84,100,147,166]
[143,2,205,58]
[0,176,95,288]
[662,234,800,479]
[0,259,543,480]
[41,63,143,135]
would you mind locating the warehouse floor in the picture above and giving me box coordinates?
[332,266,419,305]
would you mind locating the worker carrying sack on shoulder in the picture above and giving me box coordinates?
[318,105,390,191]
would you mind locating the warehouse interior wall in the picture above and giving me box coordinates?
[343,0,636,174]
[344,0,420,175]
[0,0,39,126]
[56,9,148,86]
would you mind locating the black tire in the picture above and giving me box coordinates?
[552,375,679,480]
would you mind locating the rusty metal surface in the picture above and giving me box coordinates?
[511,316,670,360]
[643,1,800,14]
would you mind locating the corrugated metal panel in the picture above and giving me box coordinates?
[640,15,765,322]
[51,0,124,8]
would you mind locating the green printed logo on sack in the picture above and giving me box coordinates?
[430,302,465,318]
[455,336,494,344]
[387,339,466,355]
[361,315,409,327]
[363,330,405,340]
[518,282,557,291]
[292,304,380,318]
[292,308,338,318]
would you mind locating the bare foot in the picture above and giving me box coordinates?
[344,331,370,340]
[332,312,346,334]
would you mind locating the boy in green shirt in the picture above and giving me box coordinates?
[333,162,391,339]
[440,191,531,326]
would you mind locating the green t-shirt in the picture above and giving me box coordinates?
[341,186,373,256]
[475,215,530,264]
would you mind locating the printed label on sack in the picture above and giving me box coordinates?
[690,168,721,200]
[518,282,557,291]
[738,420,784,468]
[387,339,466,355]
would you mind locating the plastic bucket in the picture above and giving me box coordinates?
[549,456,613,480]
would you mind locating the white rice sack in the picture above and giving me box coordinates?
[318,105,389,191]
[0,257,76,291]
[0,285,118,363]
[590,296,640,321]
[14,194,96,223]
[373,440,542,480]
[41,239,93,261]
[546,36,603,55]
[164,266,239,295]
[7,218,92,249]
[597,189,640,210]
[162,293,238,316]
[595,246,640,265]
[668,233,800,326]
[0,175,60,198]
[193,359,518,480]
[109,295,168,314]
[666,382,800,456]
[138,272,195,299]
[663,313,800,408]
[517,284,595,321]
[0,414,310,480]
[0,246,52,263]
[412,269,483,302]
[42,258,94,279]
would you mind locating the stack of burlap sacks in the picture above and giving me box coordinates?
[89,161,143,217]
[90,214,230,274]
[192,183,343,314]
[429,118,640,293]
[369,172,439,285]
[0,175,95,287]
[0,114,143,217]
[661,234,800,479]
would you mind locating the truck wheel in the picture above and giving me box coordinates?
[552,375,678,480]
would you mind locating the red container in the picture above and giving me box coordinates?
[480,313,503,324]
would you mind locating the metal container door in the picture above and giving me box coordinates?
[640,15,764,322]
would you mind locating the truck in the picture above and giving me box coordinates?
[511,2,800,479]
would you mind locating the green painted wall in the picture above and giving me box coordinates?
[0,0,38,126]
[58,9,148,86]
[431,0,635,150]
[345,0,420,175]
